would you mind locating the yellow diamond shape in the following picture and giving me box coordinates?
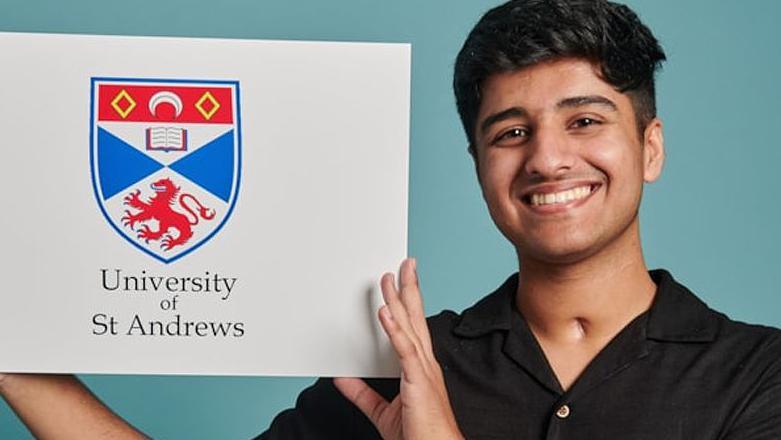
[110,89,136,119]
[195,91,220,120]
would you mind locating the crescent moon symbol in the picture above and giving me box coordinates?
[148,91,183,118]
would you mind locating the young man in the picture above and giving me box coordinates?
[259,0,781,438]
[2,0,780,439]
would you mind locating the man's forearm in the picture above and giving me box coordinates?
[0,374,147,440]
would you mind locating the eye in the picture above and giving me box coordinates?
[570,117,601,129]
[494,127,530,145]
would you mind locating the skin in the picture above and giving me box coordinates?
[1,57,664,438]
[0,374,147,439]
[475,59,663,268]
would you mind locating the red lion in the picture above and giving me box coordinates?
[121,177,216,251]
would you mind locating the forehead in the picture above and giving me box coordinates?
[477,58,629,118]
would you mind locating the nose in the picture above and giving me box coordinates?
[523,124,575,179]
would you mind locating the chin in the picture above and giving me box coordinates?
[521,247,597,267]
[512,214,641,268]
[513,233,608,267]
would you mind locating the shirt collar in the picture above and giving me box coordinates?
[645,269,719,342]
[452,274,517,338]
[452,269,719,343]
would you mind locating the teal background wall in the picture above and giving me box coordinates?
[1,0,779,438]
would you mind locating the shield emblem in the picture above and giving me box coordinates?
[90,78,241,264]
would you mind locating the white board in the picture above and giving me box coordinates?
[0,32,409,377]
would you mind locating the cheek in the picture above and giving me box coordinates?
[478,151,525,230]
[479,151,522,202]
[585,138,645,187]
[584,139,646,220]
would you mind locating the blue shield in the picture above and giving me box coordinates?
[90,77,242,264]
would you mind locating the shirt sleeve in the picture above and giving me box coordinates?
[722,334,781,440]
[253,377,398,440]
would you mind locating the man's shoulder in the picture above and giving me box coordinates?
[717,313,781,338]
[424,274,518,348]
[425,309,464,347]
[670,272,781,346]
[712,310,781,358]
[654,270,781,381]
[649,269,780,342]
[701,304,781,435]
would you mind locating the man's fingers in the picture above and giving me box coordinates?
[398,258,433,354]
[386,259,434,360]
[378,305,427,384]
[381,272,433,368]
[333,377,389,425]
[381,273,417,339]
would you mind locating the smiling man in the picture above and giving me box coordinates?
[261,0,781,438]
[2,0,780,439]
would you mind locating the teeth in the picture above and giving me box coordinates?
[529,185,593,206]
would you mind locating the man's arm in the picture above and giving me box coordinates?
[722,334,781,440]
[0,373,147,439]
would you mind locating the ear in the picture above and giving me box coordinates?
[642,118,665,183]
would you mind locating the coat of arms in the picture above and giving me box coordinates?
[90,78,241,263]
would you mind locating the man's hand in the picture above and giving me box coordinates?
[334,258,463,440]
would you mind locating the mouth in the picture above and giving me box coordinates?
[522,183,601,208]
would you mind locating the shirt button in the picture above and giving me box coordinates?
[556,404,571,419]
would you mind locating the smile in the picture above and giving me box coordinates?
[528,185,596,207]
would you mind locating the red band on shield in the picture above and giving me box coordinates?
[98,84,234,124]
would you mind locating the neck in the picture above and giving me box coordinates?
[516,221,657,344]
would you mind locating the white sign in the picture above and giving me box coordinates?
[0,32,409,377]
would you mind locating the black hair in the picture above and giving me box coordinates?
[454,0,666,150]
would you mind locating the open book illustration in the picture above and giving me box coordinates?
[146,126,188,152]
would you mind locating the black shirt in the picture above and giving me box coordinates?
[257,270,781,439]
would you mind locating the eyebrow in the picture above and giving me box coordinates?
[556,95,618,111]
[479,107,528,136]
[479,95,618,136]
